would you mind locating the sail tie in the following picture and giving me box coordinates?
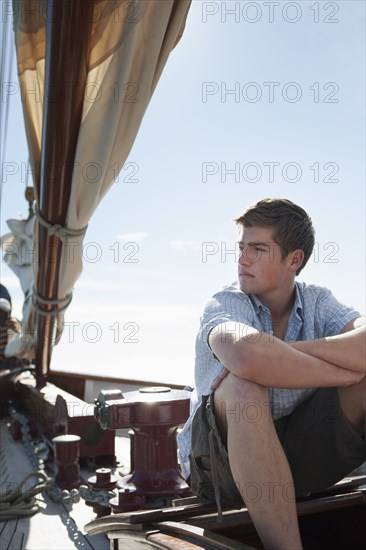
[34,204,88,244]
[32,287,73,316]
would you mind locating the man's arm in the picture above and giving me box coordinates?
[289,316,365,374]
[209,322,363,389]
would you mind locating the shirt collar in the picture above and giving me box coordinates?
[293,282,304,321]
[249,293,266,315]
[248,281,304,321]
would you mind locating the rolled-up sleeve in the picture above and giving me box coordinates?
[316,288,361,337]
[198,289,255,350]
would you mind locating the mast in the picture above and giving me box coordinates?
[35,0,93,386]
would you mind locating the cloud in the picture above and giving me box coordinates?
[74,279,140,291]
[105,266,210,284]
[117,232,147,242]
[170,240,202,252]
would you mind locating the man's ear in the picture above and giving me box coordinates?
[288,249,304,272]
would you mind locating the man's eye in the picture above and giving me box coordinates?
[254,247,265,252]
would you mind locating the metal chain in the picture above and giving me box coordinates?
[45,484,116,507]
[8,407,117,508]
[10,409,50,472]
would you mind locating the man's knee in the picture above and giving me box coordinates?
[214,374,271,433]
[215,372,267,403]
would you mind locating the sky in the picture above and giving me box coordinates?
[1,0,365,387]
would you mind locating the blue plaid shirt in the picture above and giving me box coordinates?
[177,280,361,479]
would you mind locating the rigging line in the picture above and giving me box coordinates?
[0,13,14,206]
[0,19,7,169]
[0,13,10,151]
[3,43,14,171]
[1,44,14,199]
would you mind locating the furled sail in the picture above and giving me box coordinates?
[9,0,191,384]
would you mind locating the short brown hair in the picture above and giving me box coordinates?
[235,198,315,275]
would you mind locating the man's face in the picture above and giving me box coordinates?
[237,225,294,298]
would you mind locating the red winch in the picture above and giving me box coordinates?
[94,386,191,497]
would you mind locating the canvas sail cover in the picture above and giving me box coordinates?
[5,0,191,377]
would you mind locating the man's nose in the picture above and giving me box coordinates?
[238,246,251,266]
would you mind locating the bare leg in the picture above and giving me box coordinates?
[338,376,366,438]
[214,373,302,550]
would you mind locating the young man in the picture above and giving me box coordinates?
[177,198,366,550]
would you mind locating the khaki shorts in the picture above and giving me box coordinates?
[189,388,366,509]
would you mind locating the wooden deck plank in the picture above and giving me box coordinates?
[154,521,253,549]
[0,493,110,550]
[0,519,18,550]
[7,528,25,550]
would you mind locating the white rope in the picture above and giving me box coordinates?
[34,204,88,244]
[32,287,73,316]
[0,471,51,521]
